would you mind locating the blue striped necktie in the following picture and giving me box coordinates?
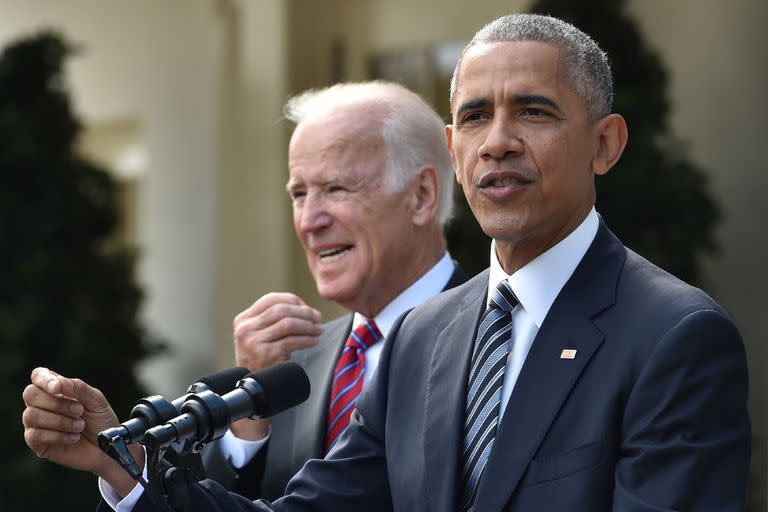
[459,279,517,511]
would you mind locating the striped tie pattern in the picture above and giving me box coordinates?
[459,280,518,511]
[325,319,382,453]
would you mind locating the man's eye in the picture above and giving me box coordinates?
[461,112,486,124]
[328,186,347,194]
[290,191,306,202]
[522,108,546,117]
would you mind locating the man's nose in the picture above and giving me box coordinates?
[297,193,332,234]
[478,117,524,161]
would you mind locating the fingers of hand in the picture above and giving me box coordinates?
[235,292,307,325]
[235,315,321,366]
[24,426,81,459]
[280,334,321,353]
[28,368,112,418]
[22,403,85,459]
[23,384,84,418]
[67,378,112,413]
[233,298,323,369]
[235,330,320,368]
[234,303,322,342]
[30,367,65,395]
[23,406,85,435]
[29,367,94,403]
[246,335,319,365]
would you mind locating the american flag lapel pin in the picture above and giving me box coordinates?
[560,349,578,360]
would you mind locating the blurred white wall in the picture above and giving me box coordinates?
[212,0,292,373]
[0,0,220,396]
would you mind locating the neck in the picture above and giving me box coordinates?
[495,207,591,275]
[353,228,447,318]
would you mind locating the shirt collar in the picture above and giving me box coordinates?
[353,251,455,338]
[488,208,599,327]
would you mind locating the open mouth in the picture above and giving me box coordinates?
[482,177,517,188]
[479,174,531,189]
[318,246,353,263]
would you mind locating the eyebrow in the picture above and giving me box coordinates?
[515,94,563,113]
[455,98,490,119]
[455,94,563,118]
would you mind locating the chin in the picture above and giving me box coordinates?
[480,219,531,243]
[318,283,357,304]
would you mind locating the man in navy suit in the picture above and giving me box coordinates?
[23,14,749,511]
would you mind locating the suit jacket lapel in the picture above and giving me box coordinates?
[424,271,488,512]
[473,222,626,511]
[292,314,352,464]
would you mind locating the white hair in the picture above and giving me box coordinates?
[450,14,614,120]
[284,81,455,226]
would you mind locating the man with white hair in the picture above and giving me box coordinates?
[200,81,466,501]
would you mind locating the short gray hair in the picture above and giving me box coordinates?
[284,81,455,226]
[450,14,613,119]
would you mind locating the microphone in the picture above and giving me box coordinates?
[98,366,250,446]
[97,366,249,479]
[143,361,310,450]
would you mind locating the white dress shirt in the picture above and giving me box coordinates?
[100,251,457,511]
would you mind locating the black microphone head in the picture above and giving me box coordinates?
[193,366,250,394]
[246,361,310,417]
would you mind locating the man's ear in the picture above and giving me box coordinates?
[445,125,462,184]
[409,165,440,227]
[592,114,628,176]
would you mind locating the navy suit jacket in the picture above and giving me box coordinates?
[125,222,750,511]
[201,265,468,500]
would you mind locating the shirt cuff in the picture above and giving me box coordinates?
[218,426,271,469]
[98,447,148,511]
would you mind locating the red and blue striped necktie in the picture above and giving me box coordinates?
[325,319,382,453]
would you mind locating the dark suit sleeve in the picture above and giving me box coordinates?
[613,309,750,511]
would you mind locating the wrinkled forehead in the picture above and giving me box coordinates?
[287,104,389,186]
[293,100,389,143]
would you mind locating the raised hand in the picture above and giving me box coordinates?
[22,367,143,497]
[233,292,322,371]
[230,292,322,441]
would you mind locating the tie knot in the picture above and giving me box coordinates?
[490,280,518,313]
[347,319,382,351]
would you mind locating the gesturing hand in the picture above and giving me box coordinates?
[230,292,323,441]
[233,292,323,371]
[22,367,143,497]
